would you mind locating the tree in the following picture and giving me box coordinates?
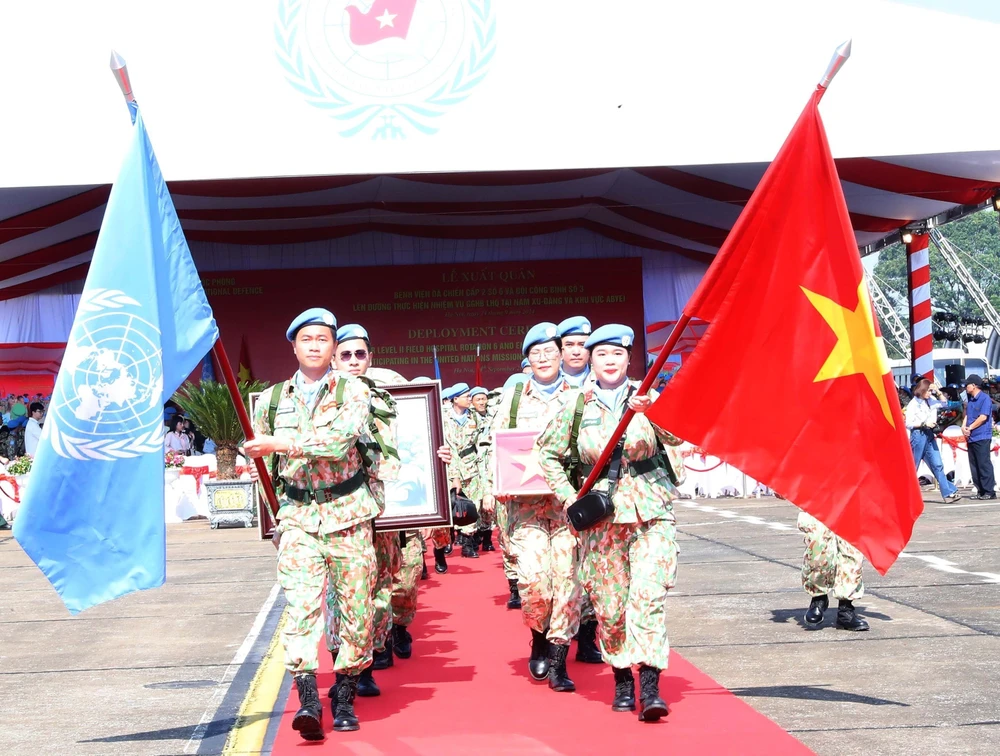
[871,210,1000,346]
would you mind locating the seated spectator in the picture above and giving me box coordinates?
[164,417,191,455]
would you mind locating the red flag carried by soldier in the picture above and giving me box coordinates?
[646,88,923,574]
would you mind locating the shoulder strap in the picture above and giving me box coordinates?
[508,382,525,429]
[568,392,586,469]
[267,381,286,434]
[335,376,346,407]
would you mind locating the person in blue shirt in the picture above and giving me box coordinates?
[962,374,996,500]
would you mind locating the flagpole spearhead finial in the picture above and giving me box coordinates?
[109,49,138,121]
[819,39,852,90]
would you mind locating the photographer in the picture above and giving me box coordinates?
[905,378,960,502]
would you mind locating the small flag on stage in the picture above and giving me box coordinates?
[475,344,483,387]
[433,345,442,381]
[14,110,219,613]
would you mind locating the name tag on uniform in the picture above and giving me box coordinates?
[581,417,602,429]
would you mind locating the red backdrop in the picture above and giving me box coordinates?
[206,258,644,388]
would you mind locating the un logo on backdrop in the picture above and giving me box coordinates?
[274,0,497,139]
[47,289,165,461]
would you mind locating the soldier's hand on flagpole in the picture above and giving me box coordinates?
[243,435,289,458]
[628,394,652,414]
[247,463,260,483]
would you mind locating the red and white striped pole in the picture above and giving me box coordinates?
[906,233,933,381]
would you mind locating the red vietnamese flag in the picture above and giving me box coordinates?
[646,88,923,574]
[475,344,483,387]
[238,336,255,383]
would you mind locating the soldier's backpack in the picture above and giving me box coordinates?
[508,382,586,487]
[265,375,399,496]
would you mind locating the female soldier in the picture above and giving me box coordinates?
[536,324,681,723]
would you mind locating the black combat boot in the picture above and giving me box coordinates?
[481,529,496,552]
[372,636,394,670]
[506,578,522,610]
[332,674,360,732]
[421,560,429,580]
[292,673,324,741]
[528,629,550,681]
[392,623,413,659]
[575,620,603,664]
[472,531,483,552]
[612,667,636,712]
[460,534,479,559]
[433,547,448,574]
[637,665,669,722]
[444,528,454,554]
[356,666,380,697]
[546,643,575,692]
[804,594,828,626]
[836,599,870,631]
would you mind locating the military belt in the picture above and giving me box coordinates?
[458,445,477,458]
[284,470,366,504]
[581,455,668,480]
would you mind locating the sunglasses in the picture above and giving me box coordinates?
[338,349,369,361]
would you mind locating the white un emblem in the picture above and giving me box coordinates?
[47,289,165,461]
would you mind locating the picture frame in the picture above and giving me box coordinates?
[248,381,452,536]
[375,380,452,532]
[492,428,553,496]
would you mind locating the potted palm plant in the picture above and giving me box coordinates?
[173,379,266,528]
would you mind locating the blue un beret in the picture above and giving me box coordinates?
[286,308,337,342]
[443,382,471,400]
[556,316,592,338]
[469,386,488,398]
[585,324,635,350]
[503,373,529,391]
[336,323,369,344]
[522,322,559,357]
[520,357,530,370]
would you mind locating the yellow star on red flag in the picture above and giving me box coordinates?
[511,450,546,486]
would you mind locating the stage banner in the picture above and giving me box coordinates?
[204,259,643,388]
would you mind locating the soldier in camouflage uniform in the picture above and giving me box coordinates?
[246,308,376,739]
[470,387,497,553]
[322,326,404,698]
[537,324,681,723]
[556,316,602,665]
[488,322,580,692]
[442,383,483,558]
[798,511,869,631]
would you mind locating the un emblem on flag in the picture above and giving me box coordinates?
[274,0,497,139]
[47,289,165,461]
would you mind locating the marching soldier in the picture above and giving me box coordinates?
[488,322,579,692]
[798,512,869,631]
[246,308,376,739]
[442,383,483,558]
[536,324,681,722]
[556,315,602,664]
[469,387,496,553]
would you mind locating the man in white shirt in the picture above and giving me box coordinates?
[24,402,44,457]
[905,379,960,502]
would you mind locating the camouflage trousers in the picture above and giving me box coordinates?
[509,506,581,644]
[577,534,597,625]
[494,500,517,581]
[277,523,375,676]
[326,529,399,655]
[581,518,677,671]
[391,531,424,627]
[797,512,864,600]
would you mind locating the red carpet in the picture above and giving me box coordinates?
[271,551,812,755]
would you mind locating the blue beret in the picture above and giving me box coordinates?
[520,357,530,369]
[556,316,592,338]
[503,373,529,390]
[469,386,488,397]
[442,382,471,400]
[336,323,369,344]
[522,322,559,356]
[286,308,337,342]
[585,324,635,350]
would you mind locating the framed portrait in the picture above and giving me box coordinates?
[492,428,553,497]
[375,380,452,532]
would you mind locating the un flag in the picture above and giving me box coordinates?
[14,111,219,614]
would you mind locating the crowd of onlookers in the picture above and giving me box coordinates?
[0,394,49,462]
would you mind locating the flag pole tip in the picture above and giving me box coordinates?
[819,39,852,89]
[109,49,126,70]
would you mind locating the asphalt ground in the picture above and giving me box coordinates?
[0,489,997,755]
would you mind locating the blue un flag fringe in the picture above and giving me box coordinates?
[14,110,219,614]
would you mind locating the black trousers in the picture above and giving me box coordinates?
[967,439,997,496]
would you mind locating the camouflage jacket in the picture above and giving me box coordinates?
[488,378,575,520]
[443,407,482,501]
[536,380,682,524]
[252,371,378,534]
